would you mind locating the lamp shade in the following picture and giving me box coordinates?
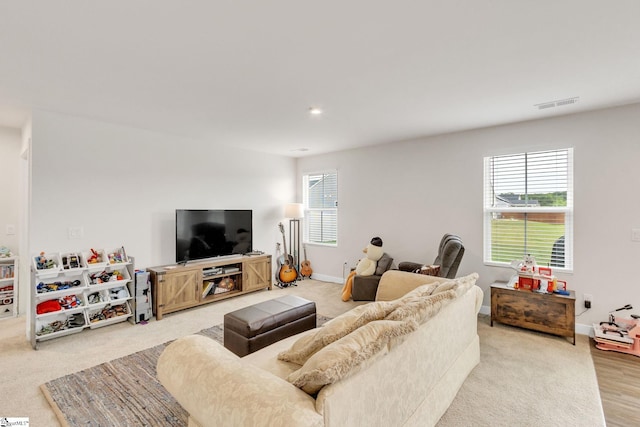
[284,203,305,219]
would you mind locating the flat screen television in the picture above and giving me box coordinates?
[176,209,252,263]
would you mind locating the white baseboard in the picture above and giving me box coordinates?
[307,273,344,284]
[481,304,594,336]
[575,323,593,337]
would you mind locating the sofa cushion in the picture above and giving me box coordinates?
[432,273,479,297]
[277,300,399,365]
[386,289,457,324]
[375,270,444,301]
[374,253,394,276]
[287,319,418,394]
[398,282,441,300]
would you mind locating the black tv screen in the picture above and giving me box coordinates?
[176,209,252,263]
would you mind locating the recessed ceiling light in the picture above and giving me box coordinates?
[291,148,310,152]
[309,107,323,115]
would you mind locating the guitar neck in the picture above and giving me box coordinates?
[279,223,290,258]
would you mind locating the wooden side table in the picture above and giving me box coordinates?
[491,282,576,345]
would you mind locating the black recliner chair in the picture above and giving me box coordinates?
[398,234,465,279]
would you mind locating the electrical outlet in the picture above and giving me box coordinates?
[584,294,592,309]
[68,226,84,239]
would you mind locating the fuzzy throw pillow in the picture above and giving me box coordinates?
[287,319,418,394]
[278,300,399,365]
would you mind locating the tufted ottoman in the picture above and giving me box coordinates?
[223,295,316,357]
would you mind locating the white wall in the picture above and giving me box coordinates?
[297,102,640,328]
[29,111,297,270]
[0,126,21,252]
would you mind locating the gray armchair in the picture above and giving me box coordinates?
[398,234,465,279]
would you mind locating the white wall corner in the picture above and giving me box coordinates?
[575,323,593,337]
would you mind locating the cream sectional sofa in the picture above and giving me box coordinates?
[157,271,483,427]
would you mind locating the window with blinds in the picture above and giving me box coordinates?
[483,148,573,270]
[303,171,338,245]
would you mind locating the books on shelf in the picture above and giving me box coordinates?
[1,264,14,279]
[202,281,215,298]
[202,279,237,298]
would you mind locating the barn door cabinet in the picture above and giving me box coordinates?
[149,254,272,320]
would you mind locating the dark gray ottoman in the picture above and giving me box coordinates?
[223,295,316,357]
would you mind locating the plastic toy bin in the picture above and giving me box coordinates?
[86,302,131,329]
[32,252,62,277]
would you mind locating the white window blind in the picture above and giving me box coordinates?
[483,148,573,270]
[303,171,338,245]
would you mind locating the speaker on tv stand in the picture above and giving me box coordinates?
[128,270,153,323]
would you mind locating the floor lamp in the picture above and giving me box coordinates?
[284,203,304,277]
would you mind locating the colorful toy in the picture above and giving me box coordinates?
[35,252,57,270]
[36,299,62,314]
[89,270,124,285]
[59,294,81,309]
[108,247,128,264]
[0,246,12,258]
[87,248,103,264]
[593,308,640,358]
[509,254,562,293]
[62,253,81,269]
[36,280,82,293]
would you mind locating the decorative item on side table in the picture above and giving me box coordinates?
[509,254,568,295]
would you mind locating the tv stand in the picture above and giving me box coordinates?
[148,254,272,320]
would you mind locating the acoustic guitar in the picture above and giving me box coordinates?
[277,222,298,285]
[300,244,313,278]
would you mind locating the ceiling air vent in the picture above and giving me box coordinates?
[535,97,579,110]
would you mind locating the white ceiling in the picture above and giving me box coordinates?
[1,1,639,157]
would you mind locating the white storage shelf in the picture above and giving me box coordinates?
[31,252,134,348]
[0,256,17,320]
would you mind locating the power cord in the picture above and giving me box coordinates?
[576,307,590,317]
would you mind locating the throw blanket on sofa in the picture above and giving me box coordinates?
[280,273,479,394]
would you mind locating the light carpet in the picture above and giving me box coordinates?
[438,316,605,427]
[41,315,605,427]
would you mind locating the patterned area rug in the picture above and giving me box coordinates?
[41,315,332,427]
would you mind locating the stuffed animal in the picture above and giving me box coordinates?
[341,237,384,301]
[354,237,384,276]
